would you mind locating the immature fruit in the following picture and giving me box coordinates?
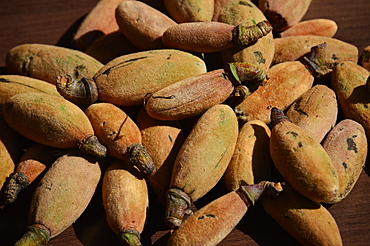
[233,61,314,125]
[14,149,102,245]
[359,45,370,71]
[2,92,107,158]
[115,1,177,50]
[0,114,22,194]
[218,0,275,71]
[162,20,272,53]
[4,143,60,205]
[56,49,207,106]
[85,31,139,64]
[224,120,273,192]
[272,35,358,66]
[286,84,338,143]
[167,181,283,246]
[331,61,370,137]
[165,104,239,228]
[261,184,343,246]
[72,0,124,51]
[323,119,368,204]
[5,43,103,85]
[85,102,155,174]
[258,0,312,31]
[136,108,185,203]
[163,0,214,23]
[269,108,339,203]
[102,159,149,246]
[0,75,61,107]
[279,19,338,38]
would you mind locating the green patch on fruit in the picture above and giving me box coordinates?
[286,131,299,138]
[346,135,358,153]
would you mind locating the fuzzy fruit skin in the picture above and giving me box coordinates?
[0,74,61,106]
[102,159,149,245]
[224,120,272,191]
[322,119,368,204]
[218,0,275,72]
[258,0,312,31]
[167,191,248,246]
[286,84,338,143]
[0,114,22,192]
[85,31,139,65]
[261,184,343,246]
[272,35,358,66]
[4,143,60,204]
[136,108,185,202]
[234,61,314,125]
[169,104,238,201]
[85,103,141,159]
[144,69,234,121]
[5,43,103,85]
[270,112,339,203]
[92,49,207,106]
[72,0,124,51]
[2,93,106,157]
[331,61,370,137]
[163,0,214,23]
[279,19,338,38]
[27,149,102,239]
[115,1,177,51]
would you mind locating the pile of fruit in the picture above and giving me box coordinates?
[1,0,369,245]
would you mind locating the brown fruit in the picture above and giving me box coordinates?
[279,18,338,38]
[163,0,214,23]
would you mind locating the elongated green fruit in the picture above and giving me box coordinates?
[269,108,339,203]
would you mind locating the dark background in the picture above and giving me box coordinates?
[0,0,370,245]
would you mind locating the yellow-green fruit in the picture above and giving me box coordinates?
[224,120,272,191]
[2,92,106,158]
[163,0,214,23]
[0,75,61,108]
[5,43,103,85]
[322,119,368,204]
[272,35,358,66]
[102,160,149,245]
[270,108,339,203]
[331,61,370,137]
[261,184,343,246]
[234,61,314,125]
[286,84,338,143]
[218,0,275,71]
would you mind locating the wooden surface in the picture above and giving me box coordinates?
[1,0,370,245]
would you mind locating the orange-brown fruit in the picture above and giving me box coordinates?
[115,0,177,50]
[85,102,155,174]
[279,19,338,38]
[136,108,185,205]
[269,108,339,203]
[224,120,273,192]
[261,184,343,246]
[2,92,107,158]
[14,149,102,245]
[286,84,338,143]
[102,159,149,245]
[323,119,368,204]
[163,0,214,23]
[233,61,314,125]
[72,0,124,51]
